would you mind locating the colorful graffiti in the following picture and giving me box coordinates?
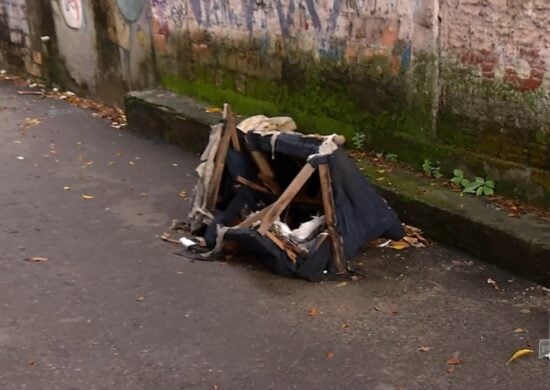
[60,0,83,29]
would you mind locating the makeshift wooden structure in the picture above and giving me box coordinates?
[203,105,347,274]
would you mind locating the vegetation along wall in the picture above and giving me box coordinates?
[0,0,548,205]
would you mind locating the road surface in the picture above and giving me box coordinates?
[0,81,549,389]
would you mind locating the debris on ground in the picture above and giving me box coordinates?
[25,256,49,262]
[371,224,428,250]
[374,302,399,315]
[487,278,500,290]
[1,71,126,129]
[506,348,534,365]
[172,104,404,281]
[446,352,465,366]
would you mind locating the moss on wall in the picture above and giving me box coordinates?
[156,32,550,206]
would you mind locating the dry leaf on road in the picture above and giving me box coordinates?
[513,328,528,334]
[389,240,409,250]
[506,348,534,365]
[135,295,145,302]
[25,256,48,262]
[308,307,319,317]
[446,351,465,366]
[418,346,432,352]
[374,302,399,314]
[81,194,94,200]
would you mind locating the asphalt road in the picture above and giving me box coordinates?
[0,81,549,389]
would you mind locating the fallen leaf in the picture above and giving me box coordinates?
[16,156,24,160]
[81,194,94,200]
[178,190,187,198]
[25,256,48,262]
[446,356,465,365]
[23,117,41,127]
[129,161,135,165]
[487,278,500,290]
[335,281,347,287]
[389,240,409,250]
[513,328,528,334]
[376,177,385,181]
[326,351,335,359]
[108,161,115,166]
[506,348,534,365]
[308,307,319,317]
[341,322,350,329]
[63,186,71,191]
[135,295,145,302]
[418,346,432,352]
[374,302,399,314]
[205,107,222,113]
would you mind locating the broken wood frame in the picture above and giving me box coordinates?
[206,105,348,274]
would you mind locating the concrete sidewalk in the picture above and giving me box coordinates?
[1,82,549,389]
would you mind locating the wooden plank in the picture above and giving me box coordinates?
[249,151,281,194]
[235,176,271,194]
[265,231,298,264]
[226,107,240,151]
[236,205,273,228]
[258,163,316,235]
[206,105,234,210]
[318,164,347,274]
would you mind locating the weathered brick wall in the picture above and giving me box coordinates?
[437,0,550,201]
[443,0,550,92]
[0,0,35,74]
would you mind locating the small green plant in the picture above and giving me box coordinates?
[352,132,366,150]
[451,169,495,196]
[422,159,443,179]
[385,153,398,162]
[450,169,470,187]
[463,177,495,196]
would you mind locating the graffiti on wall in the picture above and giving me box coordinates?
[116,0,148,22]
[60,0,83,29]
[0,0,30,46]
[150,0,411,62]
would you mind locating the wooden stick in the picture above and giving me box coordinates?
[318,164,347,274]
[265,231,297,264]
[248,150,281,194]
[236,205,274,228]
[206,105,234,210]
[258,163,316,235]
[226,106,240,151]
[235,176,271,194]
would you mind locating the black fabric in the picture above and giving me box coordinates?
[328,149,405,258]
[224,228,331,282]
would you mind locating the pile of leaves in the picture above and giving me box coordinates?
[1,70,126,129]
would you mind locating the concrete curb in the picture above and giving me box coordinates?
[124,89,550,286]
